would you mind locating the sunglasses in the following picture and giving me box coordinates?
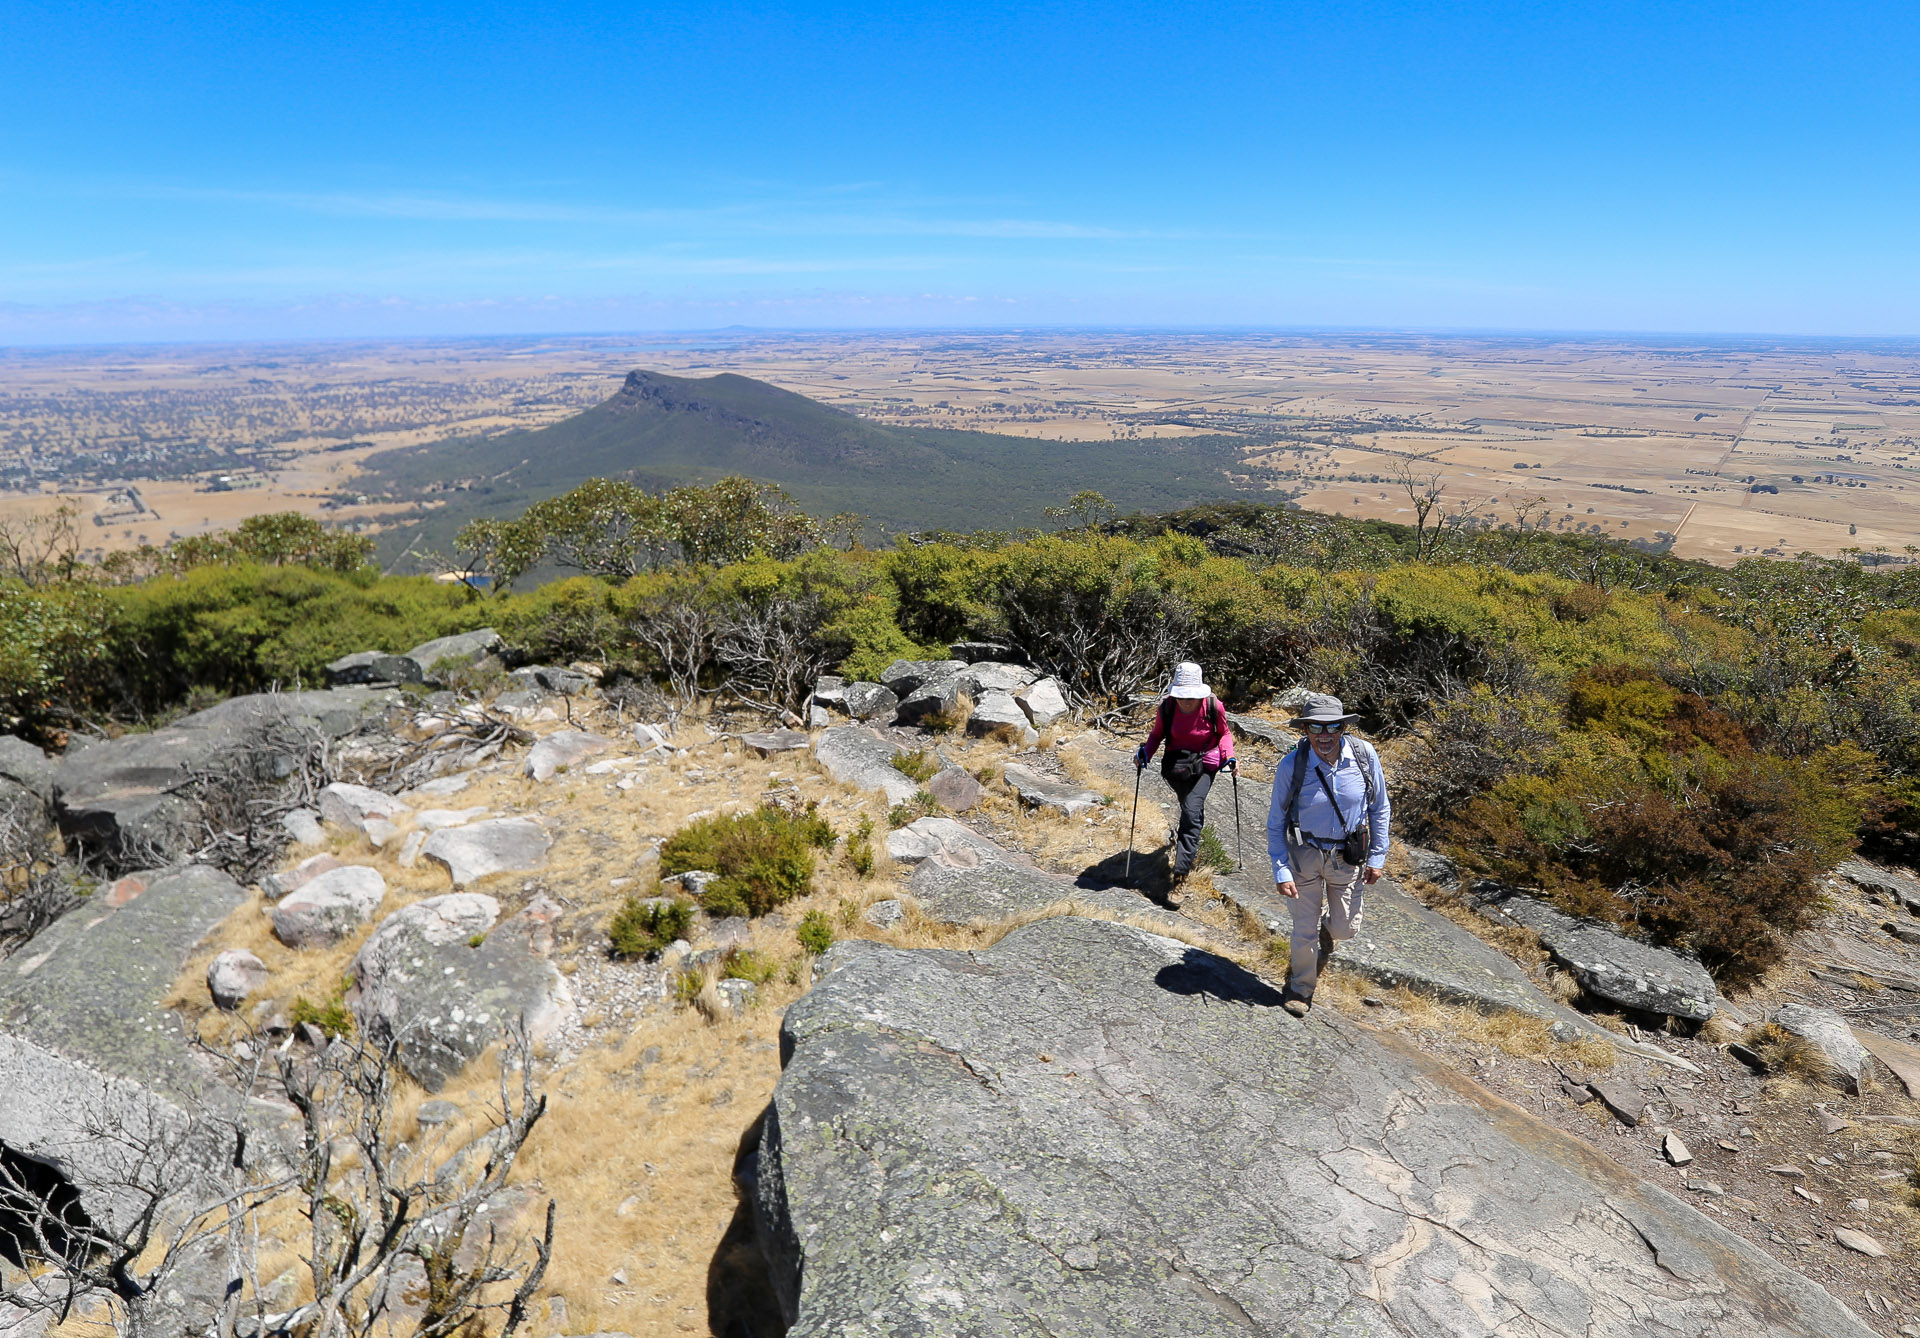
[1303,721,1345,735]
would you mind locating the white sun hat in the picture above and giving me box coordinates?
[1164,662,1209,699]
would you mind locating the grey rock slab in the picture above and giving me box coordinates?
[743,729,811,758]
[523,729,613,781]
[422,818,551,886]
[841,682,900,722]
[207,949,268,1010]
[813,727,917,805]
[1017,676,1070,729]
[510,663,596,695]
[1399,842,1460,891]
[1834,859,1920,914]
[281,808,325,845]
[52,688,399,872]
[1470,883,1720,1021]
[261,852,342,900]
[1772,1003,1869,1094]
[927,766,983,812]
[351,893,570,1091]
[894,669,966,725]
[885,816,1008,867]
[0,735,54,802]
[878,659,967,695]
[898,820,1174,929]
[1225,711,1298,750]
[324,650,423,687]
[758,916,1874,1338]
[966,691,1038,746]
[414,805,489,831]
[317,781,411,835]
[863,899,905,928]
[0,864,248,1234]
[271,865,386,948]
[402,628,502,683]
[811,675,848,707]
[960,662,1037,695]
[1001,762,1106,817]
[949,641,1020,664]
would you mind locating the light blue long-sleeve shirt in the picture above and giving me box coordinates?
[1265,738,1391,884]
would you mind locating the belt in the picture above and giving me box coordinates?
[1294,834,1348,852]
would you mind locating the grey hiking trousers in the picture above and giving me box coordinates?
[1285,843,1366,998]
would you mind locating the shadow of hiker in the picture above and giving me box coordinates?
[1076,843,1172,894]
[707,1106,789,1338]
[1155,947,1287,1009]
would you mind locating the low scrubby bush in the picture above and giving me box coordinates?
[721,946,778,984]
[797,910,835,955]
[661,803,836,918]
[607,895,695,959]
[891,748,938,783]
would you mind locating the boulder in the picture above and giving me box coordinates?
[422,818,551,886]
[1225,711,1298,749]
[878,659,968,695]
[841,682,899,722]
[1001,763,1105,817]
[206,949,268,1010]
[1016,676,1070,729]
[281,808,325,845]
[949,641,1022,664]
[894,670,967,726]
[323,650,423,687]
[965,692,1038,746]
[1399,842,1460,891]
[0,864,248,1235]
[927,766,983,812]
[351,893,571,1091]
[261,852,343,900]
[811,676,848,709]
[52,688,399,873]
[0,735,55,802]
[755,916,1876,1338]
[960,662,1037,696]
[402,628,503,683]
[1470,883,1720,1021]
[1772,1003,1870,1095]
[414,806,489,831]
[863,899,905,929]
[272,865,387,948]
[742,729,810,758]
[317,782,412,846]
[509,664,595,695]
[524,729,614,781]
[813,727,918,804]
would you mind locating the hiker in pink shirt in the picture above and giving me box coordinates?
[1134,661,1236,902]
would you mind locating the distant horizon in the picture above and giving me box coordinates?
[8,322,1920,355]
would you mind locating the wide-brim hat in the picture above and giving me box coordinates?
[1290,692,1360,726]
[1165,661,1210,699]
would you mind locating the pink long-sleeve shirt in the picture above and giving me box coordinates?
[1140,698,1235,769]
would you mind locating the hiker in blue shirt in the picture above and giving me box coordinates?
[1265,693,1391,1016]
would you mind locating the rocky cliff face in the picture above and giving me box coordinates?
[755,915,1874,1338]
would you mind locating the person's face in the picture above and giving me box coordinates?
[1174,697,1202,715]
[1308,723,1343,761]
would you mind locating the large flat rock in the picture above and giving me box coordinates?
[0,864,248,1232]
[52,688,399,872]
[889,816,1177,929]
[1470,884,1721,1021]
[755,916,1874,1338]
[813,726,918,805]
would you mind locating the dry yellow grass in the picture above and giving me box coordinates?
[1314,969,1617,1071]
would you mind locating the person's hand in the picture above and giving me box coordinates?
[1363,866,1383,885]
[1133,746,1147,770]
[1276,880,1298,899]
[1221,757,1237,774]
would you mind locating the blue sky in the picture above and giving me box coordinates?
[2,0,1917,341]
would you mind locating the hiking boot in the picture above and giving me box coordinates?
[1282,991,1312,1018]
[1167,867,1190,909]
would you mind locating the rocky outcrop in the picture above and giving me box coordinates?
[1834,858,1920,914]
[206,949,269,1010]
[318,782,411,845]
[1470,884,1720,1021]
[271,864,387,947]
[421,818,551,886]
[813,727,918,804]
[324,650,423,687]
[0,865,247,1234]
[401,628,503,683]
[1771,1004,1869,1095]
[52,688,399,872]
[754,915,1875,1338]
[1016,677,1069,729]
[350,894,571,1091]
[1001,763,1105,817]
[886,817,1176,928]
[523,729,613,781]
[965,692,1037,746]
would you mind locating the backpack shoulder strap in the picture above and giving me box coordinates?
[1210,696,1227,737]
[1354,738,1378,806]
[1158,697,1173,733]
[1285,742,1311,825]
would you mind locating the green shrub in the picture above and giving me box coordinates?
[661,803,836,918]
[1196,826,1236,874]
[721,946,778,984]
[670,969,706,1005]
[607,895,696,958]
[290,992,355,1040]
[887,790,939,828]
[891,748,939,783]
[845,814,876,877]
[797,910,835,956]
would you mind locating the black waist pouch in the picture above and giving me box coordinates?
[1163,749,1206,782]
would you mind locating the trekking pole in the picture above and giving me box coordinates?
[1231,763,1244,874]
[1124,765,1143,883]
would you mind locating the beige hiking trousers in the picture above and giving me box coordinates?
[1285,844,1366,997]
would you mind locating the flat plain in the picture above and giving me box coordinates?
[4,330,1919,564]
